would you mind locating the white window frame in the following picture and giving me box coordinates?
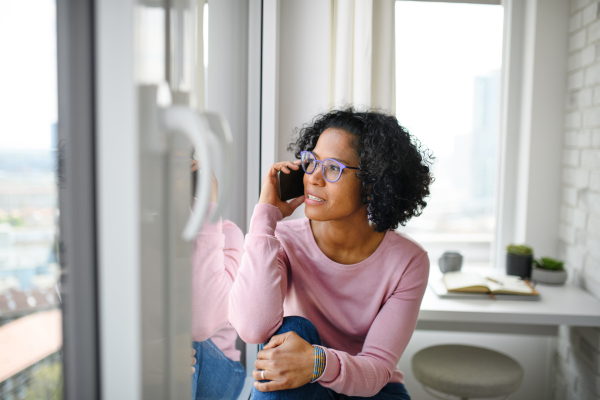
[493,0,567,269]
[394,0,567,270]
[395,0,505,269]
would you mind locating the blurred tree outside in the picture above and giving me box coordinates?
[26,362,62,400]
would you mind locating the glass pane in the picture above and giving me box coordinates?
[395,1,504,268]
[0,0,62,398]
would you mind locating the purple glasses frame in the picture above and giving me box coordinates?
[300,151,360,183]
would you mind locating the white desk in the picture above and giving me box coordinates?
[417,269,600,336]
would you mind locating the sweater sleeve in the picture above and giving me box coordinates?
[228,203,289,344]
[314,252,430,397]
[191,203,244,341]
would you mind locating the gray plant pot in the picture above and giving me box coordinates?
[531,267,567,285]
[506,253,533,279]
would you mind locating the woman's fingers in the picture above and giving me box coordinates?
[259,160,302,217]
[254,380,287,392]
[256,347,275,361]
[263,333,288,350]
[288,195,305,212]
[254,358,269,371]
[254,353,279,369]
[271,161,300,175]
[252,369,270,382]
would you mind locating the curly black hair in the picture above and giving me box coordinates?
[288,107,435,232]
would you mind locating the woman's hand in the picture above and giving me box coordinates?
[258,160,305,218]
[252,331,315,392]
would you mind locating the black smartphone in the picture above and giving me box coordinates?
[278,167,305,201]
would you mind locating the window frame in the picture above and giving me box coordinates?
[395,0,505,269]
[395,0,567,270]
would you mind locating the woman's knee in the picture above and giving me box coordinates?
[270,316,321,346]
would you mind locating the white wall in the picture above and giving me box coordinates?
[277,0,331,221]
[277,0,331,163]
[496,0,569,267]
[553,0,600,398]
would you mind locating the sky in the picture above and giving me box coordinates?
[0,0,57,150]
[395,1,504,158]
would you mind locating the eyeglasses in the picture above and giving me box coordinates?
[300,151,359,183]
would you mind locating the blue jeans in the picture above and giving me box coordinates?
[250,316,411,400]
[192,338,245,400]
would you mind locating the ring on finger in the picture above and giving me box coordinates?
[261,370,265,380]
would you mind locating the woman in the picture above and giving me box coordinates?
[229,108,435,399]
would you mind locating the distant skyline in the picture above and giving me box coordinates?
[395,1,504,159]
[395,1,504,236]
[0,0,57,150]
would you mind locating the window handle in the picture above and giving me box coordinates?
[160,106,212,240]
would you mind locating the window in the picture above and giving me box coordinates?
[395,1,504,268]
[0,0,62,397]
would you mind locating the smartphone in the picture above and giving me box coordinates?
[278,167,305,201]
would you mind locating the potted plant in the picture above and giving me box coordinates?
[531,257,567,285]
[506,244,533,279]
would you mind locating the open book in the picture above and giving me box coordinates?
[438,271,540,299]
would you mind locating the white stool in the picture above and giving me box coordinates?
[411,344,524,400]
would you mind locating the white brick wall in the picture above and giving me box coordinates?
[555,1,600,399]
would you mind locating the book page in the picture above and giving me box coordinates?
[485,274,535,294]
[442,271,490,292]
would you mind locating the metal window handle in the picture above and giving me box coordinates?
[160,106,212,241]
[202,112,234,223]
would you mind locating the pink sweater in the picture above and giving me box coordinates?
[191,206,244,362]
[229,203,430,397]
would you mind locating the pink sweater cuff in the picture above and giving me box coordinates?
[249,203,283,236]
[312,346,340,384]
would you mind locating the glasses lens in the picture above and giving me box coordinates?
[301,152,316,173]
[322,159,342,182]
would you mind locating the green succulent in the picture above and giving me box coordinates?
[506,244,533,256]
[534,257,564,271]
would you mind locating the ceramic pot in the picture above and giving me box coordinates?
[438,251,463,273]
[506,253,532,279]
[531,267,567,285]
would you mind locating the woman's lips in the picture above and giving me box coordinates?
[305,193,326,205]
[305,198,325,205]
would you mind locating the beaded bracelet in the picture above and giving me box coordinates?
[311,345,326,382]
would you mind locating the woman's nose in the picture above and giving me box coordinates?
[307,163,326,186]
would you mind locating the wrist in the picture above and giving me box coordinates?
[311,345,326,382]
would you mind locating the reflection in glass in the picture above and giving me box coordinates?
[0,0,62,398]
[190,207,246,398]
[136,0,247,397]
